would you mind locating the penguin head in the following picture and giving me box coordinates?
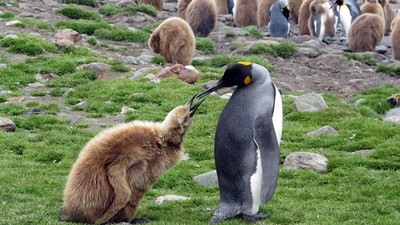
[330,0,344,8]
[278,0,290,20]
[387,93,400,108]
[195,62,254,99]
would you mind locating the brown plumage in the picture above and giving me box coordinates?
[360,0,385,20]
[148,17,195,65]
[390,15,400,60]
[377,0,395,35]
[298,0,314,35]
[215,0,229,14]
[257,0,277,28]
[348,13,384,52]
[289,0,303,24]
[185,0,217,37]
[139,0,163,11]
[308,0,337,40]
[234,0,258,27]
[387,93,400,107]
[178,0,192,19]
[60,104,194,224]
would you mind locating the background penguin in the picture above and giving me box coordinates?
[390,13,400,60]
[268,0,291,38]
[233,0,259,27]
[288,0,304,24]
[139,0,163,11]
[178,0,192,19]
[185,0,217,37]
[298,0,315,35]
[195,62,283,224]
[60,98,204,224]
[257,0,277,28]
[387,93,400,107]
[348,13,384,52]
[377,0,395,35]
[360,0,385,20]
[148,17,195,65]
[330,0,361,40]
[309,0,338,41]
[214,0,235,14]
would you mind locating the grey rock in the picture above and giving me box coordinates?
[77,62,111,75]
[351,149,375,156]
[0,64,7,69]
[28,82,45,88]
[116,0,137,8]
[153,195,191,204]
[54,29,82,43]
[3,34,18,39]
[130,66,158,79]
[296,47,321,58]
[306,125,339,137]
[283,152,328,173]
[385,108,400,118]
[193,170,218,187]
[5,20,22,26]
[293,93,328,112]
[24,109,47,116]
[0,118,16,132]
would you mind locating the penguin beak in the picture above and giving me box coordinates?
[187,93,206,117]
[330,3,337,9]
[195,82,224,99]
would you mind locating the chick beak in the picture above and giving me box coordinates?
[330,3,338,9]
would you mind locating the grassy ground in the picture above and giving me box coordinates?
[0,2,400,224]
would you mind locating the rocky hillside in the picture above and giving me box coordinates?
[1,0,400,102]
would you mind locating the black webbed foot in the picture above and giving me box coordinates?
[130,217,152,224]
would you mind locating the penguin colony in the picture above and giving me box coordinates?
[61,100,203,224]
[62,0,400,224]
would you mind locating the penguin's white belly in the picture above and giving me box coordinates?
[250,140,263,214]
[272,84,283,144]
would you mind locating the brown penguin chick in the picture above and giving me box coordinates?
[185,0,217,37]
[60,104,195,224]
[348,13,384,52]
[377,0,395,35]
[360,0,385,20]
[178,0,192,19]
[387,93,400,107]
[257,0,277,28]
[139,0,163,11]
[234,0,259,27]
[215,0,229,14]
[148,17,195,65]
[390,15,400,60]
[308,0,337,40]
[298,0,315,35]
[288,0,304,24]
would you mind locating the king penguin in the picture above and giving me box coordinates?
[195,62,283,224]
[330,0,361,40]
[268,0,290,38]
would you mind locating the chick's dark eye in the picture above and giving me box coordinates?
[183,115,189,123]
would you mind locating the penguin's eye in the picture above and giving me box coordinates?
[244,76,252,85]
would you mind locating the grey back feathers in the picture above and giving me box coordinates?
[268,0,290,38]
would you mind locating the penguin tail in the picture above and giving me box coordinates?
[209,204,240,224]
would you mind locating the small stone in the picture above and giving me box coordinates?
[293,93,328,112]
[5,20,22,26]
[0,118,16,132]
[283,152,328,173]
[77,62,111,75]
[306,125,339,137]
[55,39,75,49]
[351,149,375,156]
[153,195,191,204]
[54,29,82,43]
[193,170,218,187]
[121,106,135,114]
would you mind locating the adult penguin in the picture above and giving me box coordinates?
[268,0,290,38]
[195,62,283,224]
[309,0,338,41]
[330,0,361,39]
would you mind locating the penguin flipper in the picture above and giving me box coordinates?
[254,117,280,204]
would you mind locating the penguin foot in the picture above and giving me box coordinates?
[131,217,152,224]
[237,213,267,223]
[209,204,240,224]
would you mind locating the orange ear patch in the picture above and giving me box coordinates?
[244,76,252,85]
[238,61,252,66]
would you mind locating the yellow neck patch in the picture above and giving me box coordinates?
[238,61,252,66]
[244,76,252,85]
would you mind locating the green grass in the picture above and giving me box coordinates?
[376,64,400,76]
[94,26,150,42]
[195,37,215,54]
[247,40,298,59]
[57,4,102,21]
[0,11,15,19]
[342,52,377,66]
[151,55,166,66]
[99,3,119,16]
[0,35,57,55]
[62,0,98,7]
[56,20,111,35]
[243,25,263,38]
